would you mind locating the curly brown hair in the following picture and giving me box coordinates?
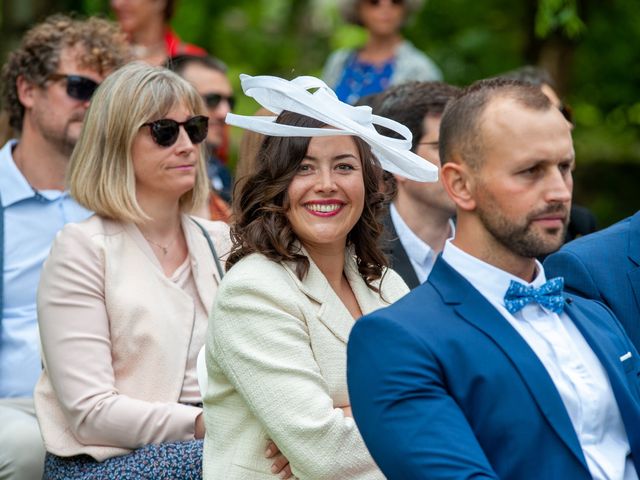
[0,14,130,132]
[228,111,389,291]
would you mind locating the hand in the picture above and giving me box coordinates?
[341,405,353,417]
[195,412,205,439]
[266,440,292,479]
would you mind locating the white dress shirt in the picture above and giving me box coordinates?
[389,203,454,283]
[441,240,636,480]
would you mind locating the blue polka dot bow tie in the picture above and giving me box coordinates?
[503,277,565,314]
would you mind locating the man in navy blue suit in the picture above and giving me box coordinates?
[545,211,640,352]
[347,79,640,479]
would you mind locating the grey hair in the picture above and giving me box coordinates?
[338,0,426,25]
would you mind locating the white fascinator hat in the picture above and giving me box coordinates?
[225,74,438,183]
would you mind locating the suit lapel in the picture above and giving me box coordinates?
[344,251,390,315]
[627,213,640,316]
[564,298,640,455]
[284,250,354,344]
[430,260,588,469]
[383,213,420,289]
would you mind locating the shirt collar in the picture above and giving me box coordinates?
[0,140,37,207]
[390,202,434,266]
[0,140,68,207]
[441,239,547,308]
[390,203,455,267]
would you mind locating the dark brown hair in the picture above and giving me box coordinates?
[374,81,461,196]
[375,81,461,152]
[0,14,130,132]
[439,78,551,170]
[227,111,389,291]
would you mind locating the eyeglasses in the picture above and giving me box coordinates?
[364,0,404,6]
[48,74,100,101]
[202,93,235,111]
[142,115,209,147]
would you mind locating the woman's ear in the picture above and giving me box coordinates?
[441,155,476,212]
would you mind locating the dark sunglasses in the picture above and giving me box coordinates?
[48,73,100,101]
[365,0,404,6]
[202,93,235,111]
[142,115,209,147]
[559,103,573,124]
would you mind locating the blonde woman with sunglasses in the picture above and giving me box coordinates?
[34,62,230,479]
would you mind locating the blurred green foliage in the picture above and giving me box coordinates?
[2,0,638,225]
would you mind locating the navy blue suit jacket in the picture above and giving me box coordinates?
[545,211,640,351]
[347,258,640,479]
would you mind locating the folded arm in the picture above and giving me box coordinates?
[210,266,379,480]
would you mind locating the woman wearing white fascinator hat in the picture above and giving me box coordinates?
[202,74,436,480]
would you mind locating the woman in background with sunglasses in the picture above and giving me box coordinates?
[34,62,230,479]
[322,0,442,105]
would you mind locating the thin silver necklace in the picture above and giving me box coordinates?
[143,232,179,256]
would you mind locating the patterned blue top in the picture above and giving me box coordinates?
[334,52,395,105]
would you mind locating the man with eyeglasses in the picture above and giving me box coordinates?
[167,54,234,209]
[0,14,128,479]
[372,81,460,288]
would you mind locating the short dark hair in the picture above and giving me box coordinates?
[439,78,552,170]
[375,81,461,152]
[165,54,227,76]
[0,14,130,132]
[228,111,389,291]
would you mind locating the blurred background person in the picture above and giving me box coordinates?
[323,0,442,104]
[499,65,598,243]
[0,15,129,479]
[111,0,206,65]
[34,62,229,479]
[203,75,437,479]
[167,54,234,220]
[374,81,460,287]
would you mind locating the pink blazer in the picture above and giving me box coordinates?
[34,214,229,461]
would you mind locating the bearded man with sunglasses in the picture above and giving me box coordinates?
[0,15,128,479]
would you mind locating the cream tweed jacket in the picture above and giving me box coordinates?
[203,249,409,479]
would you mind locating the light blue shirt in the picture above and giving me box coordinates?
[442,240,636,480]
[389,203,455,283]
[0,140,91,398]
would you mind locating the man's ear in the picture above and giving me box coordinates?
[16,75,38,110]
[441,155,476,212]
